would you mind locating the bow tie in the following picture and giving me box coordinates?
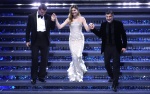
[38,15,43,19]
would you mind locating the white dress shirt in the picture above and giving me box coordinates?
[37,11,46,32]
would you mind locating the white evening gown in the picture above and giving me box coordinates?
[67,21,87,82]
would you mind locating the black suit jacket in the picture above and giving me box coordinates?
[26,12,55,46]
[91,20,127,54]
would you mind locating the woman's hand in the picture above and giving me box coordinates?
[89,23,95,29]
[51,13,57,21]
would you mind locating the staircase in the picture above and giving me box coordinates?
[0,0,150,94]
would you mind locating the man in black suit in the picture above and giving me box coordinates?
[89,10,127,92]
[26,4,55,84]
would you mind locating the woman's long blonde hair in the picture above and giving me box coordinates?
[68,5,81,24]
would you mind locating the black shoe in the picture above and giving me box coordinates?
[108,78,113,82]
[112,85,117,92]
[38,78,46,82]
[31,79,36,85]
[112,82,118,92]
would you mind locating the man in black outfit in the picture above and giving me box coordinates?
[26,4,55,85]
[89,10,127,92]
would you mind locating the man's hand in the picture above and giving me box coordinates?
[89,23,95,29]
[26,42,31,47]
[121,48,126,53]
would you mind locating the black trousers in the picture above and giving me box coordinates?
[104,45,120,85]
[31,32,49,79]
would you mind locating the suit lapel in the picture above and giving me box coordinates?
[33,13,37,31]
[44,14,47,31]
[111,21,114,33]
[106,22,109,34]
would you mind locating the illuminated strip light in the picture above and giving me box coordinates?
[45,3,76,6]
[15,3,76,6]
[15,2,150,6]
[30,3,41,6]
[16,4,23,6]
[106,3,112,5]
[117,2,150,6]
[121,6,141,8]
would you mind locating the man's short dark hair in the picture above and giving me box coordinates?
[38,4,47,10]
[105,10,114,15]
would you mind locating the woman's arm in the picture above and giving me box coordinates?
[53,13,69,29]
[82,17,90,32]
[56,18,69,29]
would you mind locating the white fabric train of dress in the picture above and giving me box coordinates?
[67,21,87,82]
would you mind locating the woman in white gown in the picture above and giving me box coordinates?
[53,5,90,82]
